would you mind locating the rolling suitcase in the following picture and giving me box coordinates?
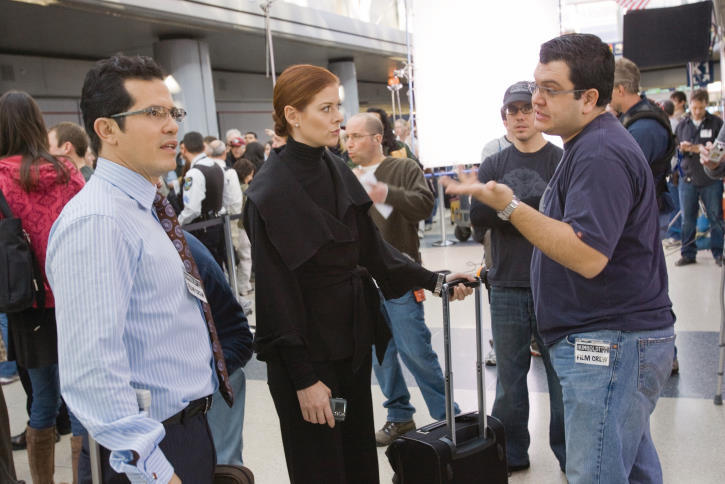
[386,278,508,483]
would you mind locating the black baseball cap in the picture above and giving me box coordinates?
[503,81,532,106]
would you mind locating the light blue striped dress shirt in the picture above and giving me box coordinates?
[46,158,217,483]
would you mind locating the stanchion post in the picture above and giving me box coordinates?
[432,173,455,247]
[716,259,725,405]
[223,214,239,297]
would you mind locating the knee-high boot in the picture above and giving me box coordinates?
[70,436,82,484]
[26,426,55,484]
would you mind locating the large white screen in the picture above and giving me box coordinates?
[412,0,560,168]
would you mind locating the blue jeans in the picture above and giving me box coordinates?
[0,314,17,378]
[679,180,723,259]
[663,181,681,240]
[207,367,246,465]
[372,290,459,422]
[550,326,675,484]
[26,364,61,429]
[490,287,565,469]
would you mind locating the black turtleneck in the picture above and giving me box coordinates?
[280,136,337,216]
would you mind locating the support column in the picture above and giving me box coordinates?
[154,38,219,138]
[328,58,359,124]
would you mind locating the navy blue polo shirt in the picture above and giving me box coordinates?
[531,113,675,345]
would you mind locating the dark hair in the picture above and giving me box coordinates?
[0,91,70,191]
[670,91,686,104]
[539,33,614,107]
[182,131,205,153]
[273,64,339,137]
[500,106,507,121]
[366,107,398,155]
[50,121,89,158]
[245,131,257,139]
[244,141,265,165]
[80,55,165,155]
[691,89,708,104]
[204,135,217,144]
[661,100,675,116]
[233,158,255,184]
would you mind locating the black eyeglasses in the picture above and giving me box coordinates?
[527,82,588,99]
[505,104,534,116]
[109,105,187,123]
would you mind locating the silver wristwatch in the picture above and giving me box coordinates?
[497,195,520,221]
[433,273,445,297]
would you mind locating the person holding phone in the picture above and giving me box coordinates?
[673,89,724,267]
[243,64,473,483]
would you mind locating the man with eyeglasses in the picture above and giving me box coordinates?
[446,34,674,483]
[47,55,227,483]
[469,81,565,474]
[346,112,453,447]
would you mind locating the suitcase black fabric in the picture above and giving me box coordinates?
[386,278,508,483]
[387,413,506,483]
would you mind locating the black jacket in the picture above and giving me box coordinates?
[243,140,436,389]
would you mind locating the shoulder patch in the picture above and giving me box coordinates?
[183,177,193,191]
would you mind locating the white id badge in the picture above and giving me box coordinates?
[184,272,208,303]
[574,339,610,366]
[701,129,713,138]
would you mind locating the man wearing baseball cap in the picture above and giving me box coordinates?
[469,81,566,473]
[225,135,246,169]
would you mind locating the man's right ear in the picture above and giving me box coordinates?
[94,117,118,147]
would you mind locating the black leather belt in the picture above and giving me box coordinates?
[163,395,213,426]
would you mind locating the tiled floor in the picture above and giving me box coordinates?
[4,222,725,483]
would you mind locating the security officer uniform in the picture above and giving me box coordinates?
[179,153,227,268]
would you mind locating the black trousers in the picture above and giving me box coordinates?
[191,225,226,270]
[0,385,20,484]
[267,354,379,484]
[77,412,215,483]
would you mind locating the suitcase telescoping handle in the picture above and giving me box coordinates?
[441,277,485,448]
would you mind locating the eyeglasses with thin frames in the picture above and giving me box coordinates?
[109,105,187,123]
[527,82,588,99]
[344,133,376,142]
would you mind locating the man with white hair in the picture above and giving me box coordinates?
[208,139,254,312]
[225,129,246,169]
[209,139,242,216]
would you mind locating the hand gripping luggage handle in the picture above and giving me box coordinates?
[441,277,486,448]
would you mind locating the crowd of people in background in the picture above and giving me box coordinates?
[0,30,723,484]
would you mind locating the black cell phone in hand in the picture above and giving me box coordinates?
[330,397,347,422]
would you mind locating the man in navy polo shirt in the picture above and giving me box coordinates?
[445,33,675,484]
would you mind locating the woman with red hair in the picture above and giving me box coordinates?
[243,64,472,482]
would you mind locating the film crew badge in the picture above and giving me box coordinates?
[183,176,193,191]
[574,339,610,366]
[184,272,208,303]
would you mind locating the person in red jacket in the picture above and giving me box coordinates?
[0,90,84,483]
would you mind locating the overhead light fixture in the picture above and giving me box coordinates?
[11,0,58,6]
[164,75,182,95]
